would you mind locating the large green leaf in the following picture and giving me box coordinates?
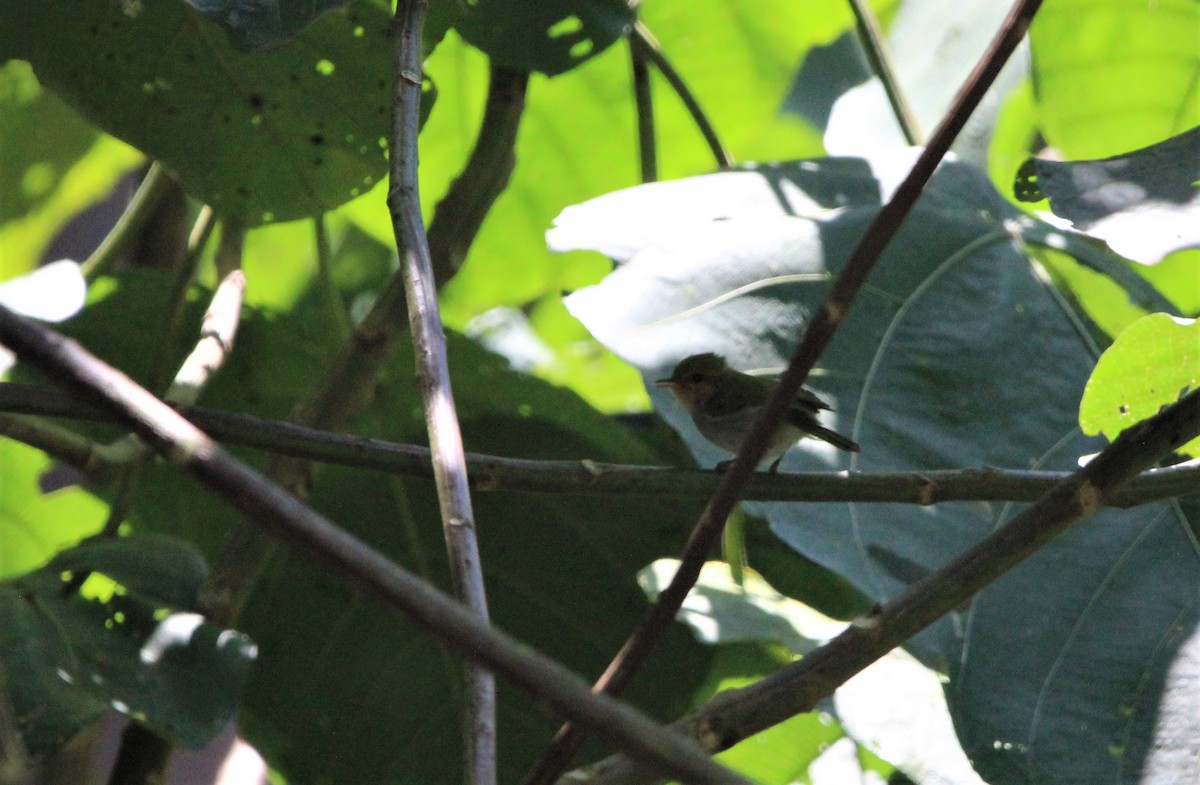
[1030,0,1200,159]
[0,536,256,753]
[0,0,397,225]
[553,152,1200,784]
[40,272,714,783]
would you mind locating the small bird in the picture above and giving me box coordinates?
[656,353,860,472]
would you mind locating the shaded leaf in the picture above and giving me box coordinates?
[187,0,353,50]
[1014,127,1200,264]
[0,0,400,224]
[42,272,713,783]
[641,561,983,785]
[455,0,633,76]
[0,536,256,754]
[553,152,1200,784]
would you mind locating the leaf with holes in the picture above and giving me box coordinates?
[1080,313,1200,457]
[1014,127,1200,264]
[455,0,634,76]
[0,0,417,224]
[0,536,256,754]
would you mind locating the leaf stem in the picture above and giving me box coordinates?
[630,35,658,182]
[80,163,172,283]
[630,21,734,169]
[847,0,923,145]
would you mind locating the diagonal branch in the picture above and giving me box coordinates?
[569,385,1200,784]
[523,1,1045,781]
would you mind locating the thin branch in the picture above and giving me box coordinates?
[164,221,246,407]
[0,664,29,785]
[629,21,734,169]
[80,163,173,282]
[314,214,353,341]
[847,0,924,145]
[145,204,217,393]
[630,36,658,183]
[0,302,751,785]
[2,383,1195,508]
[524,2,1044,780]
[390,2,494,782]
[571,385,1200,785]
[426,64,529,286]
[0,411,107,474]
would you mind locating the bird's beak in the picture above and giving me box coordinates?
[654,378,675,388]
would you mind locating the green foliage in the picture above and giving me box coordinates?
[456,0,634,75]
[554,154,1198,783]
[0,1,398,225]
[0,439,107,580]
[0,1,1196,784]
[41,272,716,782]
[0,536,256,753]
[1030,0,1200,159]
[1080,313,1200,457]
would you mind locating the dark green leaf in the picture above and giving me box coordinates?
[455,0,633,76]
[0,536,256,753]
[554,153,1200,784]
[0,1,401,224]
[1014,127,1200,264]
[186,0,354,50]
[42,272,713,783]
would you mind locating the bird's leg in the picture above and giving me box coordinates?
[768,457,783,474]
[714,459,734,473]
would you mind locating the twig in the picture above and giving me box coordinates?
[569,385,1200,785]
[314,214,352,340]
[390,2,494,782]
[80,164,173,282]
[523,1,1044,781]
[0,664,29,785]
[630,36,657,182]
[2,383,1195,508]
[426,64,529,285]
[0,411,107,473]
[629,21,734,169]
[0,302,750,785]
[847,0,923,145]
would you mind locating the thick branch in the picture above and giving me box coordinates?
[0,303,749,785]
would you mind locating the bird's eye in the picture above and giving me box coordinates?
[688,372,705,383]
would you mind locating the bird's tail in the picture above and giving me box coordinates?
[809,425,860,453]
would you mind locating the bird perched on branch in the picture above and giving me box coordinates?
[656,353,860,472]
